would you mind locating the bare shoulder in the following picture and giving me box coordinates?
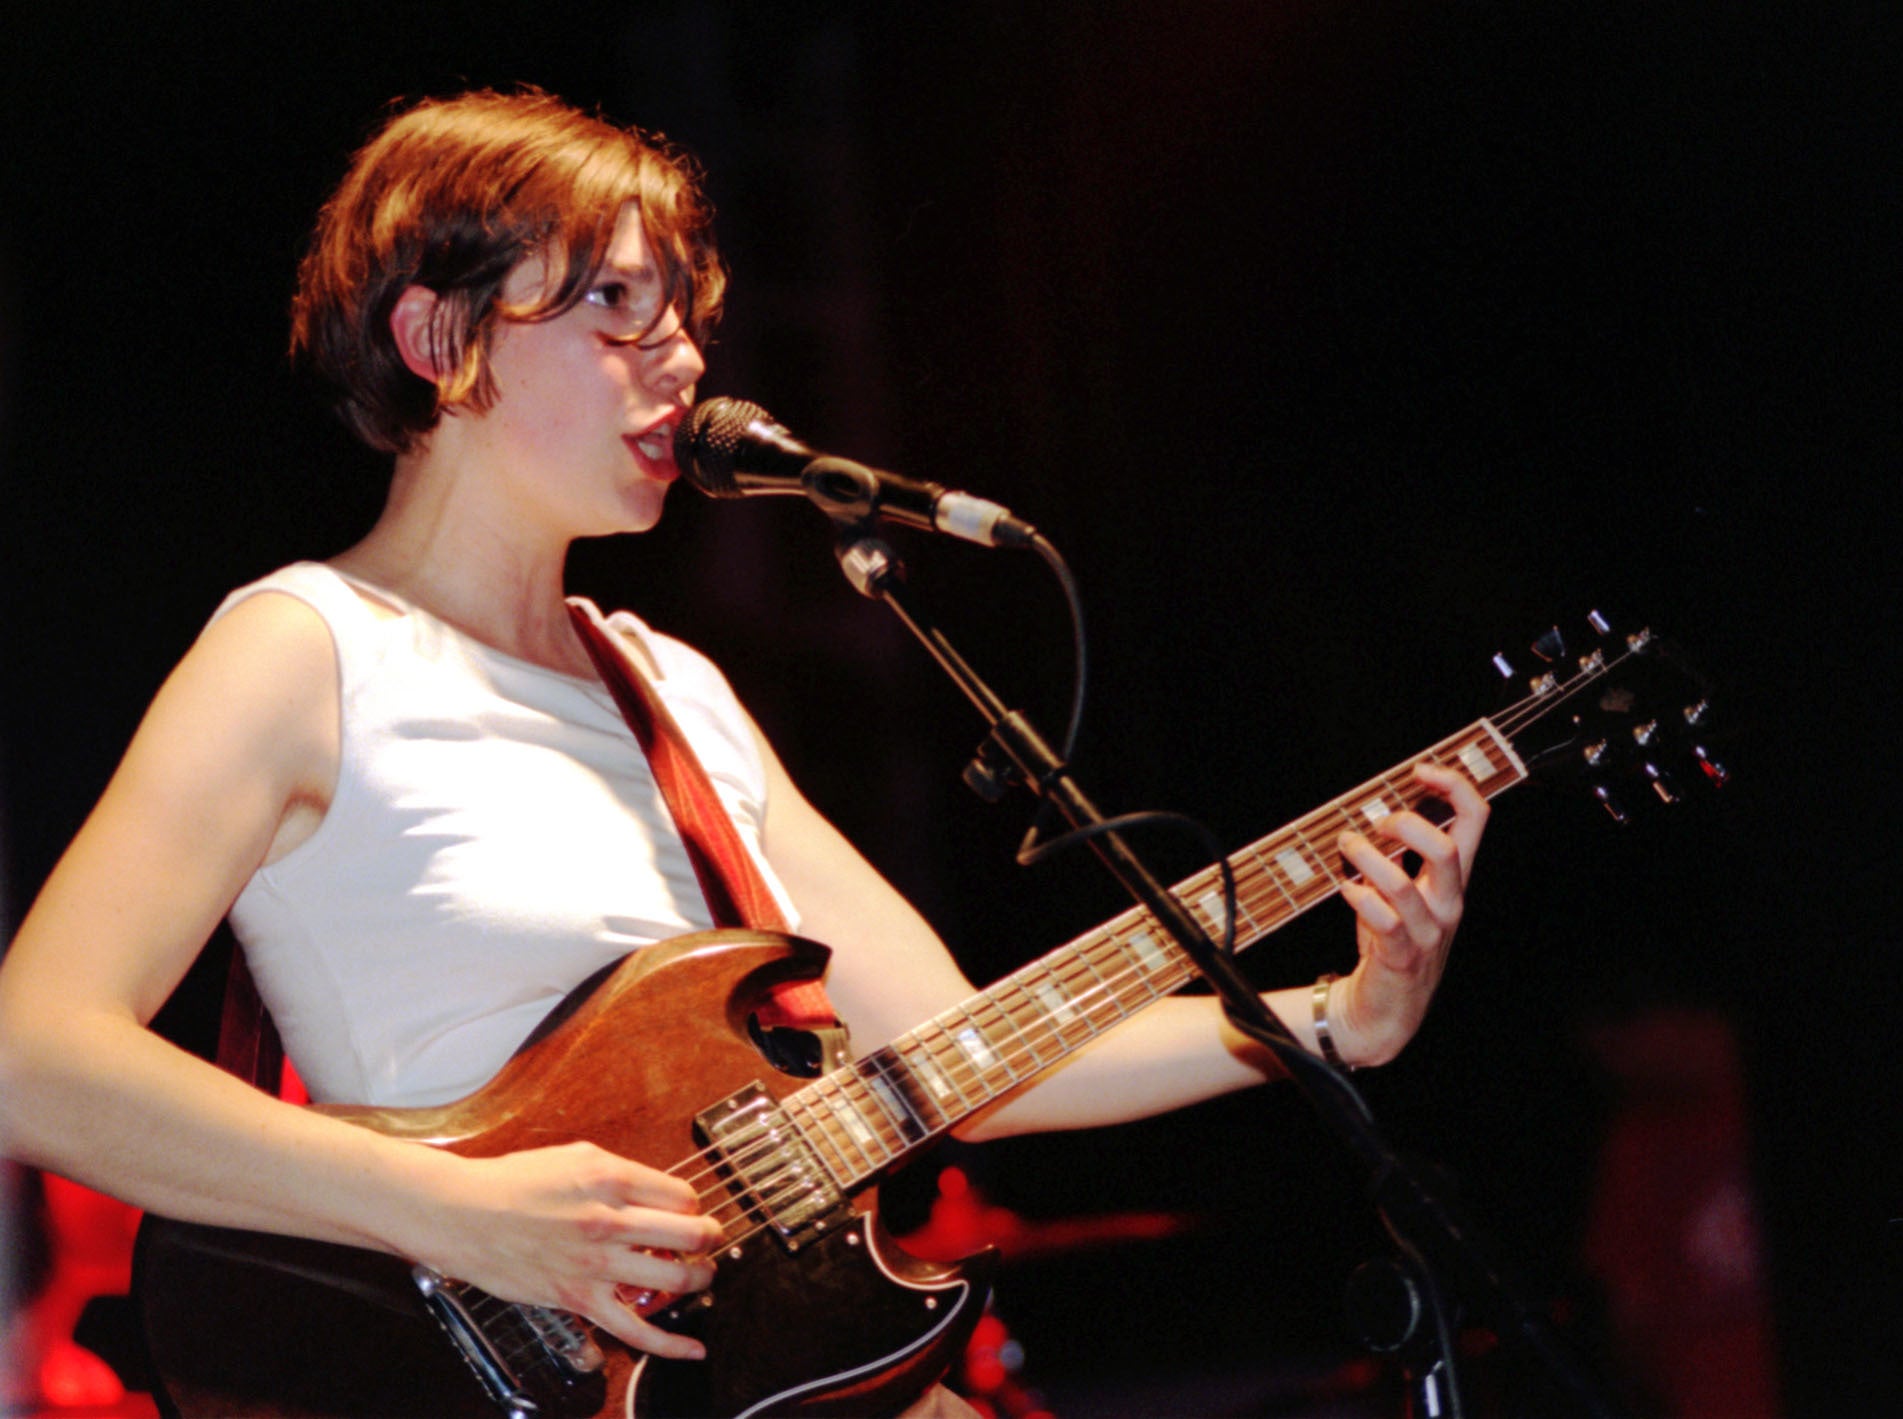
[187,587,340,687]
[165,591,338,751]
[119,590,343,861]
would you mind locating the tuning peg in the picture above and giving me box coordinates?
[1626,626,1656,654]
[1592,782,1631,825]
[1693,743,1731,788]
[1492,649,1560,697]
[1530,626,1568,663]
[1642,760,1681,805]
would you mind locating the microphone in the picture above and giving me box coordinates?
[673,397,1036,548]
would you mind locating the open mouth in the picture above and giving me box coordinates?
[629,427,676,471]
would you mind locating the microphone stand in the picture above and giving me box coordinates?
[829,520,1622,1419]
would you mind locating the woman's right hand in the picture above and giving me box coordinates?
[405,1141,724,1361]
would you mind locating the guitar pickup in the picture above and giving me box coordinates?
[697,1084,849,1254]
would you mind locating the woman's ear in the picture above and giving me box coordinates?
[389,285,446,382]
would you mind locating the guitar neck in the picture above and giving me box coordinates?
[778,717,1528,1192]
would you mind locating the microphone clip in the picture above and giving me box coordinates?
[832,521,904,600]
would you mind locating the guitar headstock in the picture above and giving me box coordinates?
[1491,611,1728,824]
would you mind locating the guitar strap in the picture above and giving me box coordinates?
[215,937,288,1094]
[213,598,838,1095]
[565,599,836,1032]
[567,601,791,934]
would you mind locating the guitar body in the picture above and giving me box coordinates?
[136,930,994,1418]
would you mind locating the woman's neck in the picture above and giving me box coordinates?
[331,455,595,678]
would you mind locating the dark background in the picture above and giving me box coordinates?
[3,4,1896,1414]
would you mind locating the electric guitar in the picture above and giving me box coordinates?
[136,619,1719,1418]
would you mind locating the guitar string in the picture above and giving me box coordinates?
[494,786,1453,1344]
[455,649,1637,1354]
[661,661,1620,1240]
[671,822,1368,1252]
[667,783,1475,1246]
[646,652,1630,1250]
[466,650,1639,1341]
[673,809,1417,1243]
[671,739,1603,1248]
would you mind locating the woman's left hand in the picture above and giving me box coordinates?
[1327,762,1489,1067]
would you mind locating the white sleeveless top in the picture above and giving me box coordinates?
[216,563,798,1108]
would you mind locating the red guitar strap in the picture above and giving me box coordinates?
[216,941,290,1095]
[566,600,836,1031]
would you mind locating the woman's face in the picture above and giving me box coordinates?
[468,204,706,539]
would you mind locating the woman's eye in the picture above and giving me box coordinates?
[587,283,626,309]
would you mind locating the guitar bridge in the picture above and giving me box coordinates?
[697,1084,849,1254]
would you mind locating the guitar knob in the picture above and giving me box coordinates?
[1592,782,1631,826]
[1683,698,1712,728]
[1631,719,1660,748]
[1581,739,1612,769]
[1694,743,1731,788]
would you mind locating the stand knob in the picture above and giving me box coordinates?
[1345,1256,1427,1354]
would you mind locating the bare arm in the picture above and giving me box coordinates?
[0,594,718,1359]
[756,729,1488,1142]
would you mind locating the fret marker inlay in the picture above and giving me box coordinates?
[828,1095,876,1148]
[867,1073,912,1131]
[1033,980,1075,1023]
[1276,848,1315,885]
[955,1026,998,1072]
[1129,928,1169,974]
[1196,890,1229,932]
[913,1053,953,1100]
[1459,742,1494,781]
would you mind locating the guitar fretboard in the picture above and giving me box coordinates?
[778,718,1527,1193]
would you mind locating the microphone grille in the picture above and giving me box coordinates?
[674,396,768,497]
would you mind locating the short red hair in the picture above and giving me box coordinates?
[290,89,724,454]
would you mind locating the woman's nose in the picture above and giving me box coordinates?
[642,312,706,396]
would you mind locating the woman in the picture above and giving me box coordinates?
[0,89,1487,1405]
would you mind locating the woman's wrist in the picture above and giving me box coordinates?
[343,1127,467,1264]
[1311,973,1354,1070]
